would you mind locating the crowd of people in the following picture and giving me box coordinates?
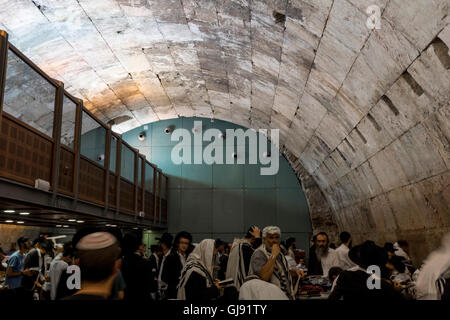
[0,226,449,301]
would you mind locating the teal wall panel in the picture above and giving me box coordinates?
[122,117,312,250]
[212,189,244,233]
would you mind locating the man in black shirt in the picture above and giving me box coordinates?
[328,240,404,301]
[162,231,192,299]
[120,233,153,301]
[148,244,161,299]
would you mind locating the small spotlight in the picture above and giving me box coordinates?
[138,132,146,141]
[164,125,176,134]
[63,225,69,228]
[19,212,30,216]
[5,220,14,223]
[68,219,76,222]
[76,220,85,223]
[3,210,15,213]
[17,221,24,224]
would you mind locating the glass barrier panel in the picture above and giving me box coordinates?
[144,162,154,192]
[138,157,143,186]
[80,111,106,166]
[4,49,57,138]
[120,144,135,182]
[110,135,118,172]
[60,95,77,148]
[162,175,168,199]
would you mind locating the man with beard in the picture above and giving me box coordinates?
[249,226,304,299]
[335,232,356,270]
[308,232,338,276]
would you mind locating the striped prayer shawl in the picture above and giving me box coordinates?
[250,245,294,300]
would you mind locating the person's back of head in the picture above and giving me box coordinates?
[73,229,121,283]
[150,244,159,254]
[328,266,343,282]
[339,232,351,244]
[286,237,296,249]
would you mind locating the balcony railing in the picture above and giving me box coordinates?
[0,30,168,226]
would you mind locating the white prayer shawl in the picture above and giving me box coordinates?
[225,238,249,291]
[416,233,450,300]
[239,279,289,300]
[177,239,215,300]
[249,244,294,299]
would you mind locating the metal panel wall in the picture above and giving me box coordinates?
[122,117,313,251]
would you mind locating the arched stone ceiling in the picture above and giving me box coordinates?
[1,0,450,260]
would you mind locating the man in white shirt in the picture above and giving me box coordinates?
[308,232,338,277]
[335,232,356,270]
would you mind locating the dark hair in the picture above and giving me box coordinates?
[122,233,140,254]
[215,239,226,249]
[17,237,28,249]
[328,267,343,281]
[339,232,351,243]
[390,256,406,273]
[286,237,296,248]
[316,232,329,244]
[33,237,47,247]
[174,231,192,247]
[245,226,260,239]
[397,240,409,248]
[158,233,173,248]
[150,245,160,253]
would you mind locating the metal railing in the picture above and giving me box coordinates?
[0,30,168,225]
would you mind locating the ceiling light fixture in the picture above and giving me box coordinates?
[68,219,76,222]
[5,220,14,223]
[3,210,15,213]
[19,212,30,215]
[17,221,24,224]
[76,220,85,223]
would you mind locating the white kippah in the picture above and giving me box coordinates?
[262,226,281,238]
[76,232,117,250]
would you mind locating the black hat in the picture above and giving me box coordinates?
[384,242,397,253]
[349,241,388,269]
[156,233,173,247]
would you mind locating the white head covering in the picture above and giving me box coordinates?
[76,232,117,250]
[188,239,215,276]
[416,233,450,300]
[262,226,281,238]
[239,279,289,300]
[177,239,216,300]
